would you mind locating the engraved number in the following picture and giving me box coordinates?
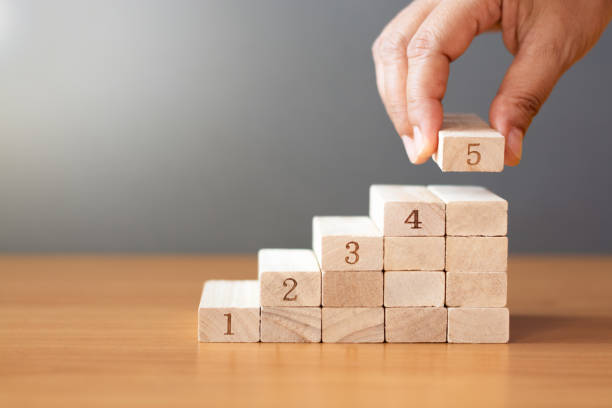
[345,241,360,264]
[282,278,298,301]
[467,143,481,165]
[224,313,234,335]
[404,209,422,229]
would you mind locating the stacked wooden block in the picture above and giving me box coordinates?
[199,184,509,343]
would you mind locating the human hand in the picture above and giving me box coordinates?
[372,0,612,166]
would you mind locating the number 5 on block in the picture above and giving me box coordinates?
[433,113,505,172]
[312,216,383,271]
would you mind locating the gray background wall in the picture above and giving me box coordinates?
[0,0,610,253]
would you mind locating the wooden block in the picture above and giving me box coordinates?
[260,307,321,343]
[446,237,508,272]
[428,185,507,236]
[384,271,445,307]
[446,272,507,307]
[258,249,321,307]
[198,280,260,342]
[312,216,383,271]
[433,113,504,172]
[322,307,384,343]
[384,237,445,271]
[385,307,447,343]
[369,185,445,236]
[447,307,510,343]
[322,270,382,307]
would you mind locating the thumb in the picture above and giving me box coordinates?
[489,42,570,166]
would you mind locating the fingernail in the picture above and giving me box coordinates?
[507,127,523,162]
[401,134,418,163]
[412,125,425,158]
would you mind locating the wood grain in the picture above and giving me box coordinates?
[448,307,510,343]
[260,306,321,343]
[1,255,612,407]
[446,272,507,307]
[384,237,445,271]
[322,307,384,343]
[433,113,505,172]
[385,307,447,343]
[369,185,445,236]
[322,270,383,307]
[428,185,507,236]
[384,271,445,307]
[446,236,508,272]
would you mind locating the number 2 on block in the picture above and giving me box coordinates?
[404,209,422,229]
[345,241,359,264]
[282,278,298,301]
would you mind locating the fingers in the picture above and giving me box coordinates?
[405,0,501,163]
[372,0,437,162]
[489,41,571,166]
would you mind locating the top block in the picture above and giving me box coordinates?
[369,185,445,236]
[428,185,507,236]
[433,113,504,172]
[313,216,383,271]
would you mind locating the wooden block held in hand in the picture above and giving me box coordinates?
[446,272,507,307]
[322,270,383,307]
[198,280,260,342]
[313,216,383,271]
[260,307,321,343]
[433,114,504,172]
[447,307,510,343]
[385,307,447,343]
[369,185,445,236]
[384,271,445,307]
[446,237,508,272]
[258,249,321,307]
[322,307,384,343]
[384,237,445,271]
[428,185,507,236]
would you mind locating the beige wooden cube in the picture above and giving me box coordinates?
[446,236,508,272]
[384,237,445,271]
[385,307,447,343]
[258,249,321,307]
[322,270,382,307]
[446,272,507,307]
[322,307,384,343]
[384,271,445,307]
[198,280,260,342]
[312,216,383,271]
[369,185,445,236]
[260,307,321,343]
[428,185,507,236]
[447,307,510,343]
[433,113,504,172]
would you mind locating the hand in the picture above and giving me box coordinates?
[372,0,612,166]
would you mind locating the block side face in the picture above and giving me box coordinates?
[447,307,509,343]
[260,307,321,343]
[384,237,445,271]
[445,272,507,307]
[320,235,383,271]
[258,249,319,274]
[384,201,445,237]
[446,237,508,272]
[446,201,507,236]
[385,307,447,343]
[384,271,445,307]
[322,271,383,307]
[198,307,260,342]
[438,136,504,172]
[260,271,321,307]
[322,307,384,343]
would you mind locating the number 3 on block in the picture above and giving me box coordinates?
[345,241,359,264]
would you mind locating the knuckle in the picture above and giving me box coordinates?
[386,101,407,116]
[377,32,408,63]
[407,28,440,60]
[512,92,544,118]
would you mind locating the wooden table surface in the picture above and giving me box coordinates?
[1,255,611,407]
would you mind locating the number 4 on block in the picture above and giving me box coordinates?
[433,113,505,172]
